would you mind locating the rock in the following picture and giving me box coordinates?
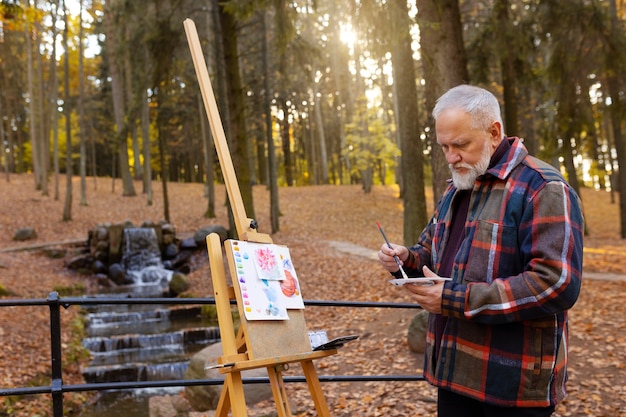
[94,273,114,288]
[13,227,37,241]
[162,233,175,246]
[179,238,198,250]
[162,223,176,236]
[169,272,190,296]
[193,226,228,248]
[108,263,132,285]
[96,226,108,241]
[141,220,157,228]
[91,260,107,274]
[407,309,429,353]
[93,239,109,263]
[43,248,67,259]
[184,343,272,411]
[149,394,191,417]
[171,250,193,270]
[65,254,94,271]
[175,263,190,274]
[163,243,179,260]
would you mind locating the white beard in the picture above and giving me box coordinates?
[450,140,492,190]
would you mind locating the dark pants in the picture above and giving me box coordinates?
[438,388,555,417]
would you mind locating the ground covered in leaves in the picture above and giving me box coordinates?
[1,174,625,416]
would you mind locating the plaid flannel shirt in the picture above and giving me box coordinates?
[404,137,584,407]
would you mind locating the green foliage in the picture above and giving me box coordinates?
[199,305,240,337]
[65,312,90,365]
[200,304,219,321]
[51,283,86,297]
[200,304,240,328]
[343,99,400,186]
[0,283,16,296]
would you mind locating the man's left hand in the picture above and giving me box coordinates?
[404,265,445,314]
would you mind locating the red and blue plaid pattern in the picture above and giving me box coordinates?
[404,137,584,407]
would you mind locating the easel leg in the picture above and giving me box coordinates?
[216,372,248,417]
[215,382,231,417]
[302,360,331,417]
[268,365,293,417]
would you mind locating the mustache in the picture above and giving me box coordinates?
[450,163,474,170]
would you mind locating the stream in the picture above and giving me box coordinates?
[76,229,219,416]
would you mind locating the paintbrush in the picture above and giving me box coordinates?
[376,221,409,279]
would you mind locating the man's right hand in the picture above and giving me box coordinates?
[378,243,408,273]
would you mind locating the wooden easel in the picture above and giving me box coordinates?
[184,19,337,417]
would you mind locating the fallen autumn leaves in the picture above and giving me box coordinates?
[1,174,625,416]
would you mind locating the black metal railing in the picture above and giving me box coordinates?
[0,292,425,416]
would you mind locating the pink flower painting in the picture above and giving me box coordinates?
[254,246,282,280]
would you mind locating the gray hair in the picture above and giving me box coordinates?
[433,85,504,133]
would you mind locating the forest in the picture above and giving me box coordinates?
[1,0,625,244]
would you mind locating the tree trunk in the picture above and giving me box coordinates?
[352,41,371,193]
[78,0,88,206]
[390,1,427,246]
[0,86,7,181]
[495,0,520,137]
[104,0,136,197]
[606,0,626,237]
[35,19,48,197]
[219,3,256,220]
[124,21,142,182]
[25,9,41,191]
[157,104,170,223]
[62,0,73,221]
[199,93,215,218]
[312,77,329,184]
[279,98,294,187]
[417,0,469,205]
[46,0,61,200]
[141,74,153,205]
[328,10,353,186]
[261,10,280,233]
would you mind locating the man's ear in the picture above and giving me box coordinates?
[489,121,503,145]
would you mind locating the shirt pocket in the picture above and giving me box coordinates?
[464,220,519,283]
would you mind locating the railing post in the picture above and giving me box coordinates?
[48,291,63,417]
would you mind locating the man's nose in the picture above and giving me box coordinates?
[446,151,461,165]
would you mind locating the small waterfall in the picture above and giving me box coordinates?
[82,302,220,382]
[81,327,220,382]
[85,308,173,337]
[78,233,221,416]
[122,228,173,286]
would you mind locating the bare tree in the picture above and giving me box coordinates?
[62,0,73,221]
[103,0,136,197]
[25,1,41,190]
[416,0,469,205]
[389,1,427,245]
[217,1,256,222]
[78,0,88,206]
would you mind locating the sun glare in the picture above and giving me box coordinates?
[339,22,357,48]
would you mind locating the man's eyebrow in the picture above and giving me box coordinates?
[446,138,469,146]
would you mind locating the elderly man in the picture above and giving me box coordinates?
[378,84,583,417]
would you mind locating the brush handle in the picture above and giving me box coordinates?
[376,222,408,279]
